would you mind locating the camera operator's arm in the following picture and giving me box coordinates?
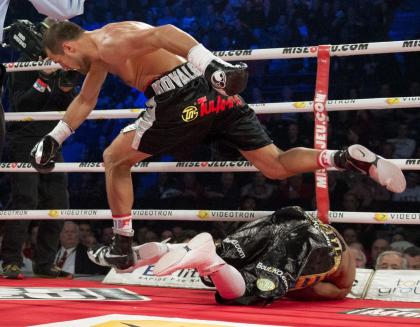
[10,68,57,111]
[30,65,107,173]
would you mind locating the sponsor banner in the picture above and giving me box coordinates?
[4,60,61,72]
[103,265,214,290]
[132,209,174,217]
[197,210,260,221]
[0,210,29,216]
[0,287,148,301]
[373,212,420,222]
[365,270,420,302]
[30,314,277,327]
[282,43,370,55]
[402,40,420,49]
[47,209,99,218]
[313,45,331,222]
[346,268,374,299]
[345,308,420,319]
[175,161,254,168]
[212,49,254,58]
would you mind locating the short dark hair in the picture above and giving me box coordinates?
[43,21,85,54]
[404,246,420,257]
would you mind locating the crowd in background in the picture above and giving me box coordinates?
[0,0,420,275]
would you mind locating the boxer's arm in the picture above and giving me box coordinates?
[30,66,107,173]
[287,282,351,301]
[125,24,248,96]
[61,67,107,131]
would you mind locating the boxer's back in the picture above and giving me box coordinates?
[92,22,186,91]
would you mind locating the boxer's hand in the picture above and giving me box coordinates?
[30,135,60,174]
[188,44,249,96]
[204,60,248,96]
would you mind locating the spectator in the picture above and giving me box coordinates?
[390,240,415,253]
[341,192,362,212]
[239,196,257,211]
[179,173,204,208]
[342,227,359,245]
[204,172,240,210]
[277,174,313,208]
[392,173,420,203]
[55,221,106,275]
[160,230,174,241]
[375,251,407,270]
[180,7,196,31]
[144,230,159,243]
[241,173,274,208]
[78,221,93,247]
[370,238,390,268]
[100,225,114,246]
[349,245,367,268]
[387,123,416,159]
[172,226,185,243]
[403,247,420,270]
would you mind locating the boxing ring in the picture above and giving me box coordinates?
[1,40,420,326]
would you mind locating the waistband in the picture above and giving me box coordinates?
[144,62,202,98]
[292,224,344,290]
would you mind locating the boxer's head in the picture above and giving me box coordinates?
[43,21,89,74]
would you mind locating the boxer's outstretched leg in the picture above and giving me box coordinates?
[240,143,406,193]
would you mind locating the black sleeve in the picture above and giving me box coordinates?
[9,70,50,112]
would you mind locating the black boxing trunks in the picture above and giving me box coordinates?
[121,62,272,155]
[215,206,344,305]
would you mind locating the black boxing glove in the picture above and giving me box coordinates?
[188,44,248,96]
[30,135,59,173]
[30,120,74,173]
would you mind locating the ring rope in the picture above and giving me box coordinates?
[0,209,418,224]
[3,39,420,72]
[0,159,418,172]
[4,97,420,121]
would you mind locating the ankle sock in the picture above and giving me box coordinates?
[112,214,134,237]
[317,149,338,169]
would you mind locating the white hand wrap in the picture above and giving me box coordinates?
[48,120,74,145]
[187,44,226,73]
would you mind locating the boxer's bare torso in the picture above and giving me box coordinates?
[52,22,186,90]
[46,21,198,130]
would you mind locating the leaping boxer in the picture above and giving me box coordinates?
[148,206,355,305]
[29,21,406,272]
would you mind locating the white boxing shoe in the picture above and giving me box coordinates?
[153,232,225,277]
[335,144,406,193]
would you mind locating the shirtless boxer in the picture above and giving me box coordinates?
[143,206,355,304]
[29,21,406,271]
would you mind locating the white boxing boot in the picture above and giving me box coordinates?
[334,144,406,193]
[153,232,225,276]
